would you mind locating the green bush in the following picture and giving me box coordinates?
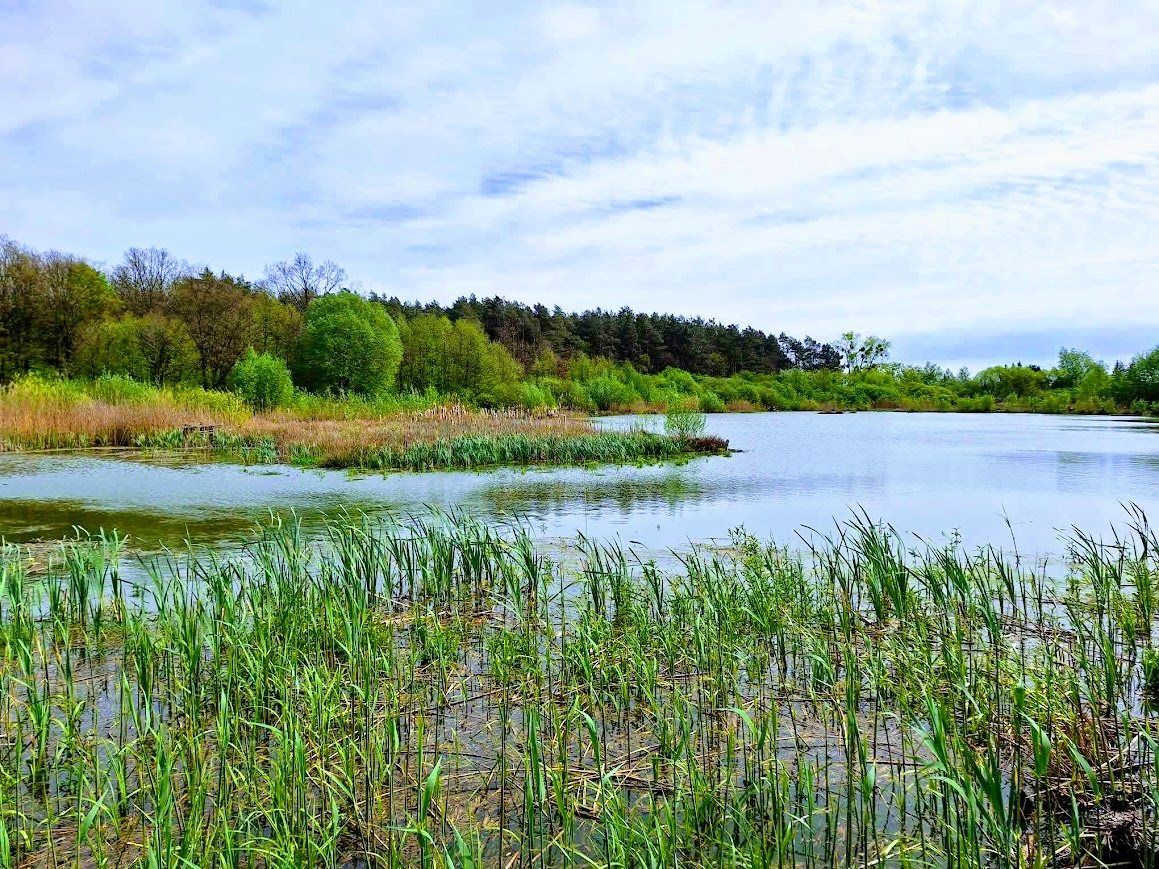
[228,349,294,411]
[698,390,726,413]
[583,376,639,411]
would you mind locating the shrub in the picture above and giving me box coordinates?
[228,349,294,411]
[514,381,556,410]
[560,381,596,413]
[583,376,639,412]
[698,390,726,413]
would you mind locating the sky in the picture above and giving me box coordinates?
[1,1,1157,370]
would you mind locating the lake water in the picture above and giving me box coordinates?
[2,412,1158,555]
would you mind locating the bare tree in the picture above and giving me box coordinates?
[111,247,191,314]
[262,253,346,312]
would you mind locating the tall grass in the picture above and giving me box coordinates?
[330,431,701,471]
[0,375,720,470]
[1,509,1157,865]
[0,374,248,450]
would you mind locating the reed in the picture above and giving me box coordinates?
[0,375,721,470]
[1,508,1157,866]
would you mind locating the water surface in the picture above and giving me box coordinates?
[3,412,1158,554]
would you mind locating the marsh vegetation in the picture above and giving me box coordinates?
[2,509,1159,866]
[0,377,724,471]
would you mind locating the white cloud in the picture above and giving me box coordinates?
[1,0,1157,363]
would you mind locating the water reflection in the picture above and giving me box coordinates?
[1,412,1157,554]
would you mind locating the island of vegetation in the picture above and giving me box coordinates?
[1,236,1157,469]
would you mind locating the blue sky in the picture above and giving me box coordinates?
[1,1,1157,369]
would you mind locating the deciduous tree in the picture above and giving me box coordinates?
[294,292,401,396]
[171,270,258,388]
[262,253,346,312]
[110,247,190,314]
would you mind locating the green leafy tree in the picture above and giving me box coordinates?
[249,292,304,361]
[74,316,149,380]
[976,365,1047,398]
[0,237,43,379]
[295,292,402,396]
[1125,346,1159,403]
[137,313,200,385]
[228,349,294,410]
[397,314,521,403]
[171,270,259,388]
[74,313,198,385]
[1052,348,1109,394]
[38,254,120,369]
[398,313,454,392]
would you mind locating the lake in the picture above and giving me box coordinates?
[2,411,1158,555]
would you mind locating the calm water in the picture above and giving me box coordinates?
[2,412,1158,554]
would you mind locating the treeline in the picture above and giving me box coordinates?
[374,295,841,374]
[1,236,1157,415]
[0,236,840,403]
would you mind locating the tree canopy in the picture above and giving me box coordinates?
[294,292,402,396]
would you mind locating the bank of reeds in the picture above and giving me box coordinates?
[135,421,722,470]
[0,374,248,450]
[2,509,1158,866]
[0,375,719,470]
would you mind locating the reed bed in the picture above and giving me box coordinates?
[0,377,247,451]
[0,377,717,470]
[2,510,1159,866]
[137,422,716,470]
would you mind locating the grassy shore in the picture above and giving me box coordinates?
[1,510,1157,865]
[0,375,725,470]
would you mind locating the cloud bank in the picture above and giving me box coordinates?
[1,1,1157,367]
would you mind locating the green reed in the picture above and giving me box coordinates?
[0,509,1158,866]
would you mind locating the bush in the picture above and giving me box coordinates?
[228,349,294,411]
[698,390,726,413]
[560,381,596,412]
[513,381,556,410]
[583,376,639,411]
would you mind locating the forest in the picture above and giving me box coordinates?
[2,235,1158,416]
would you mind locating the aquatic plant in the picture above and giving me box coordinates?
[1,509,1157,864]
[663,407,707,438]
